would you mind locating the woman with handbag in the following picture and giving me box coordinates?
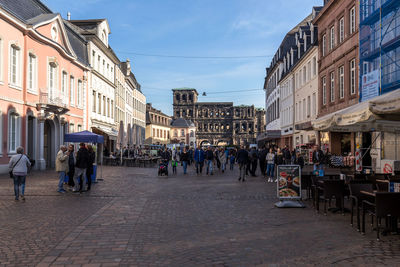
[8,146,31,201]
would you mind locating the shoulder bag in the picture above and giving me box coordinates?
[9,155,23,179]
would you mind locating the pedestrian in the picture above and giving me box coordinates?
[85,145,95,191]
[205,146,214,175]
[73,143,89,193]
[161,147,171,172]
[259,146,267,177]
[266,148,275,182]
[67,144,75,188]
[291,149,297,164]
[274,148,284,182]
[55,145,69,193]
[246,146,252,175]
[295,151,305,170]
[283,146,291,165]
[9,146,31,201]
[215,148,221,170]
[236,145,249,182]
[312,145,325,173]
[219,147,227,173]
[250,147,258,176]
[229,151,236,171]
[194,147,205,174]
[188,147,193,166]
[181,147,189,174]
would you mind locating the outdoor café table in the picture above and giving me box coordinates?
[360,190,399,234]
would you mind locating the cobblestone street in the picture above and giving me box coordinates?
[1,165,400,266]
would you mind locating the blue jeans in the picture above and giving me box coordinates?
[230,162,234,170]
[195,161,204,173]
[206,160,213,174]
[58,171,66,191]
[266,164,275,178]
[13,175,26,199]
[183,161,188,174]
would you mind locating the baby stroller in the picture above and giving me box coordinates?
[158,160,168,176]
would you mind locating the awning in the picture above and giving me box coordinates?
[92,126,118,141]
[257,130,281,142]
[369,89,400,115]
[312,89,400,132]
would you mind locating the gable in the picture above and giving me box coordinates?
[30,14,76,58]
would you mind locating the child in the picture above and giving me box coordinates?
[171,158,178,174]
[229,154,235,170]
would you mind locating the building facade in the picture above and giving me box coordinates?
[69,19,119,152]
[170,118,196,147]
[145,103,171,145]
[0,0,90,171]
[172,88,261,147]
[313,0,359,155]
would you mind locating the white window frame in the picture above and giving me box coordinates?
[307,61,311,81]
[61,71,68,97]
[9,44,22,89]
[70,76,75,106]
[77,80,82,107]
[350,59,356,95]
[350,6,356,35]
[48,61,58,96]
[322,76,327,105]
[8,110,21,154]
[330,71,335,102]
[312,57,317,77]
[69,123,74,133]
[27,53,38,92]
[322,34,326,56]
[339,66,345,99]
[330,26,335,50]
[339,17,344,43]
[312,93,316,116]
[92,90,96,112]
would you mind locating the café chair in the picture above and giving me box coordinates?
[319,180,345,215]
[362,192,400,240]
[348,181,373,231]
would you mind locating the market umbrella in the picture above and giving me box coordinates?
[131,124,136,147]
[117,121,124,163]
[127,123,132,147]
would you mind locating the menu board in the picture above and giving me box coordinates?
[277,165,301,199]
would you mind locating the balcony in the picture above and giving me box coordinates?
[36,88,69,115]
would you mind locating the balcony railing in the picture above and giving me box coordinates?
[39,88,68,108]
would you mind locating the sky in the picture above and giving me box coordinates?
[42,0,323,116]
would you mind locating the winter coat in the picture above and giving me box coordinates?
[76,147,90,169]
[219,150,227,165]
[194,149,205,162]
[236,149,249,164]
[55,150,69,172]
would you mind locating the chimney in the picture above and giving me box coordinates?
[126,59,131,75]
[67,12,71,20]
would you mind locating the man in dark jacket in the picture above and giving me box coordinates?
[283,146,291,165]
[237,145,249,182]
[84,145,96,191]
[259,146,268,177]
[312,145,325,172]
[194,147,205,174]
[205,147,214,175]
[67,144,75,188]
[250,147,258,176]
[73,143,89,192]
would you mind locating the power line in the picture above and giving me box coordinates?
[116,51,273,59]
[141,87,264,94]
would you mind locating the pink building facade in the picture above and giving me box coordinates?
[0,1,89,171]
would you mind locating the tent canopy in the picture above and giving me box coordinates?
[64,130,104,144]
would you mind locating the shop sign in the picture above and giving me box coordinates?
[380,160,394,175]
[361,70,379,102]
[277,165,301,199]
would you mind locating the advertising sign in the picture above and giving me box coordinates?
[389,182,400,192]
[277,165,301,199]
[361,70,379,102]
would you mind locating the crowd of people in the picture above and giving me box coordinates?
[156,144,326,182]
[8,142,326,201]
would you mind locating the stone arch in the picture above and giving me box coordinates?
[200,140,211,147]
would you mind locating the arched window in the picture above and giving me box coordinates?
[181,129,185,137]
[189,94,193,101]
[8,110,21,153]
[190,130,194,137]
[176,94,180,101]
[182,94,187,101]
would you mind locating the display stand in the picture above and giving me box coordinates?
[275,165,305,208]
